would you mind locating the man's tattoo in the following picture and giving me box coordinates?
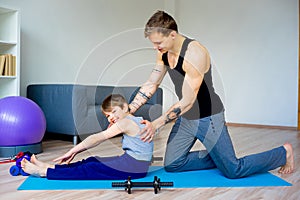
[131,102,140,108]
[152,68,162,73]
[165,107,181,124]
[138,91,151,100]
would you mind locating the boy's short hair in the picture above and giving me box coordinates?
[101,94,127,112]
[144,10,178,38]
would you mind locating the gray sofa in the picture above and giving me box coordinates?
[27,84,163,145]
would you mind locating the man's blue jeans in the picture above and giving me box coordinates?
[164,111,286,178]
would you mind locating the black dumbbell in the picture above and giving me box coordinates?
[112,176,173,194]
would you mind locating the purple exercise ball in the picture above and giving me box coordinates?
[0,96,46,146]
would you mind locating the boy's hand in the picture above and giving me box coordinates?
[53,151,76,164]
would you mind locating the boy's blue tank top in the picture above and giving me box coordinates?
[122,116,153,161]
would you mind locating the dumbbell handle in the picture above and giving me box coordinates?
[157,182,174,187]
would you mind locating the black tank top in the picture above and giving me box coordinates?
[162,37,224,119]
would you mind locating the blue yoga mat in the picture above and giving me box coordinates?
[17,166,291,190]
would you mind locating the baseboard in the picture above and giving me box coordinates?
[0,142,43,157]
[226,122,298,131]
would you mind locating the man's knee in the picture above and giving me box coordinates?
[163,158,183,172]
[220,167,244,179]
[164,163,181,172]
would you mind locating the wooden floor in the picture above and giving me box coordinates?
[0,124,299,200]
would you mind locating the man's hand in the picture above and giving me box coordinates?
[139,120,155,143]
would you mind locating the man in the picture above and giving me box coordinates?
[129,10,293,178]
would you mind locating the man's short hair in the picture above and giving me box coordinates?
[144,10,178,38]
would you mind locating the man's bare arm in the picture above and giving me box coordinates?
[129,56,166,113]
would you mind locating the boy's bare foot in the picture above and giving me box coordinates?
[30,154,54,169]
[278,143,294,174]
[21,158,47,177]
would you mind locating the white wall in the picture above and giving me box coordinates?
[0,0,298,127]
[0,0,166,88]
[176,0,299,127]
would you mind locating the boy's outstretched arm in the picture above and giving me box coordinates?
[53,124,123,164]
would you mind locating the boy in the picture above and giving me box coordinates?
[21,94,153,180]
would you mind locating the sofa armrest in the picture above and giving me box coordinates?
[27,84,76,135]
